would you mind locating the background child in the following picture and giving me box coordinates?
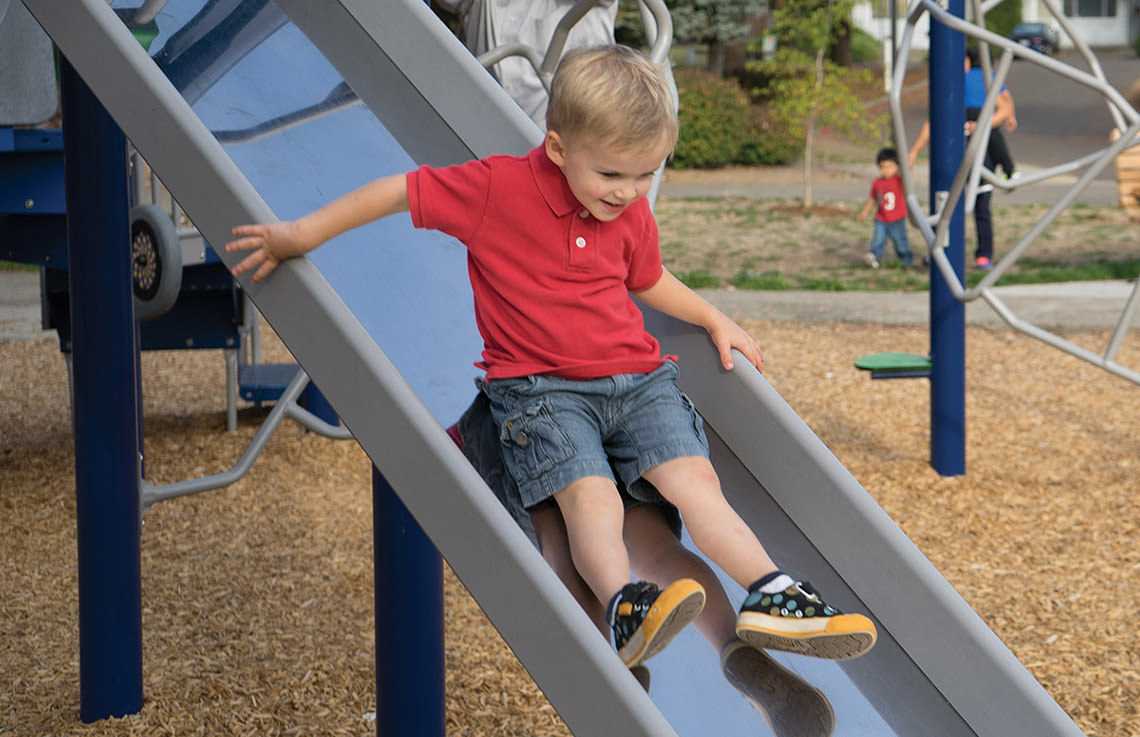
[858,147,914,269]
[227,45,876,670]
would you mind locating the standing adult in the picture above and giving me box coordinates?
[909,48,1018,269]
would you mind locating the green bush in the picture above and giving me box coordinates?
[849,26,881,64]
[983,0,1022,39]
[736,103,805,165]
[672,68,805,169]
[672,69,753,169]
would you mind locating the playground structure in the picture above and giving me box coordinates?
[850,0,1140,475]
[896,0,1140,390]
[3,0,1135,735]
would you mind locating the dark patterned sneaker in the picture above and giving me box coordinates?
[721,641,835,737]
[610,579,705,667]
[736,580,876,661]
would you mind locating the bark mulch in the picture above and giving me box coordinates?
[1,319,1136,736]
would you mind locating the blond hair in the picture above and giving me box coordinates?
[546,45,677,153]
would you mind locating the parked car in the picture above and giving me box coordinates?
[1008,21,1061,55]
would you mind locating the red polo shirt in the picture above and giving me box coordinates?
[406,146,666,380]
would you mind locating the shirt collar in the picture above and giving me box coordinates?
[529,145,584,218]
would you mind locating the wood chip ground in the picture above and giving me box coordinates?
[2,319,1137,736]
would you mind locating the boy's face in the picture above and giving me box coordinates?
[544,131,670,222]
[878,159,899,180]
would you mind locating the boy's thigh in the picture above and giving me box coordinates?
[603,362,709,490]
[885,220,909,244]
[869,220,888,245]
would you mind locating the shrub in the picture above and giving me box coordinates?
[736,103,805,165]
[983,0,1022,39]
[849,26,881,64]
[672,69,753,169]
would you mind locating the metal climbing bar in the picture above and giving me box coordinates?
[888,0,1140,387]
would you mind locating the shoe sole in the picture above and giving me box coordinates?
[736,612,877,661]
[619,580,705,667]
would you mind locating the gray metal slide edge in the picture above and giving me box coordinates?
[650,319,1084,737]
[20,1,675,735]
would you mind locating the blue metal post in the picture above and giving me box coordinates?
[59,59,145,720]
[928,2,967,476]
[372,466,445,737]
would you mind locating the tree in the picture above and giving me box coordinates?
[748,0,883,207]
[664,0,767,77]
[981,0,1022,39]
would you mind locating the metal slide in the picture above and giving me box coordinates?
[22,1,1086,736]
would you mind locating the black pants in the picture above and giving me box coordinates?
[966,106,1016,176]
[973,189,993,261]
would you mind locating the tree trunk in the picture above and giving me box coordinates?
[831,19,853,67]
[803,42,828,209]
[803,123,814,208]
[708,41,727,78]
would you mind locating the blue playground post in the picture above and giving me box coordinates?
[372,467,445,737]
[928,3,967,476]
[59,58,145,721]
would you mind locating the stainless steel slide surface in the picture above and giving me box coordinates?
[22,1,1085,736]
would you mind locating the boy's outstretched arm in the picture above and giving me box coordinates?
[226,173,410,283]
[632,269,764,373]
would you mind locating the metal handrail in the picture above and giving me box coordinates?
[476,0,674,94]
[140,367,352,514]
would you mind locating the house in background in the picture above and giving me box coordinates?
[852,0,1137,52]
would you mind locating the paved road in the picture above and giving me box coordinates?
[899,47,1138,185]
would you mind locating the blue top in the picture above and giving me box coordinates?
[964,67,1005,108]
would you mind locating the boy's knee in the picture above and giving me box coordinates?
[554,476,623,518]
[644,456,720,495]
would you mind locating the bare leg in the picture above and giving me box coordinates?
[641,456,778,588]
[530,505,607,634]
[552,475,632,605]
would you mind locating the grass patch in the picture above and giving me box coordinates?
[1,260,38,272]
[658,194,1139,293]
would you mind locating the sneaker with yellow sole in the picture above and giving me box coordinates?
[609,579,705,667]
[736,579,876,661]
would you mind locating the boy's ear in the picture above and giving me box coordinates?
[544,131,567,167]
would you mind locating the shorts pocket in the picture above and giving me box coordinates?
[678,391,707,446]
[498,398,575,486]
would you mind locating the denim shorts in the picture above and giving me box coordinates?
[454,392,682,549]
[481,361,709,509]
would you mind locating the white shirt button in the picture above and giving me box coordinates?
[575,236,586,248]
[579,210,589,218]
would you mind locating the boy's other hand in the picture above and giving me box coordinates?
[225,221,308,284]
[708,318,764,374]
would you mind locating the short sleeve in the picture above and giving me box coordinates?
[406,158,493,243]
[625,202,664,292]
